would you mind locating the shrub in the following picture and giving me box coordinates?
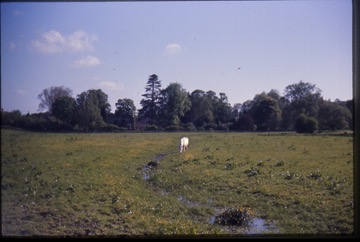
[216,123,229,131]
[100,124,120,132]
[182,122,197,131]
[294,114,318,133]
[144,124,159,131]
[165,125,182,131]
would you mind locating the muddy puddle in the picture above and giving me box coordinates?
[182,196,278,234]
[247,217,277,234]
[142,153,167,180]
[209,215,278,234]
[176,195,278,234]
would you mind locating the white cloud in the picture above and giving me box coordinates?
[66,31,97,52]
[72,55,102,68]
[31,30,97,54]
[96,81,124,91]
[165,43,182,55]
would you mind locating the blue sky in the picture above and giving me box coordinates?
[1,1,353,114]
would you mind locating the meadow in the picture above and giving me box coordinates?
[1,129,354,237]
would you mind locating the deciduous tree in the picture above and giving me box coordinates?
[51,96,77,125]
[158,83,191,127]
[283,81,322,129]
[317,101,352,131]
[38,86,73,113]
[115,98,136,129]
[76,89,110,130]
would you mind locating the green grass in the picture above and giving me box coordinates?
[1,129,354,237]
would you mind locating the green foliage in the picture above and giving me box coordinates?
[1,111,72,131]
[187,90,214,127]
[213,92,233,124]
[1,109,22,126]
[115,98,136,129]
[37,86,73,113]
[317,101,352,131]
[2,80,353,133]
[52,96,77,125]
[158,83,191,127]
[144,124,161,131]
[252,94,282,131]
[138,74,162,124]
[231,114,253,131]
[294,114,318,133]
[282,81,322,130]
[182,122,197,131]
[165,125,183,131]
[76,89,111,130]
[283,81,322,117]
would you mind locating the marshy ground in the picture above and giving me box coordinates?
[1,129,354,237]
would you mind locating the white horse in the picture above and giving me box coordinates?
[179,137,189,153]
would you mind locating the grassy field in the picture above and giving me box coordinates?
[1,129,354,237]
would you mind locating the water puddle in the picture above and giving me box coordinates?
[209,216,278,234]
[177,195,202,208]
[247,217,272,234]
[153,153,167,162]
[142,166,151,180]
[142,153,167,180]
[176,195,278,234]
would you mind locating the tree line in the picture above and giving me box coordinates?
[1,74,353,133]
